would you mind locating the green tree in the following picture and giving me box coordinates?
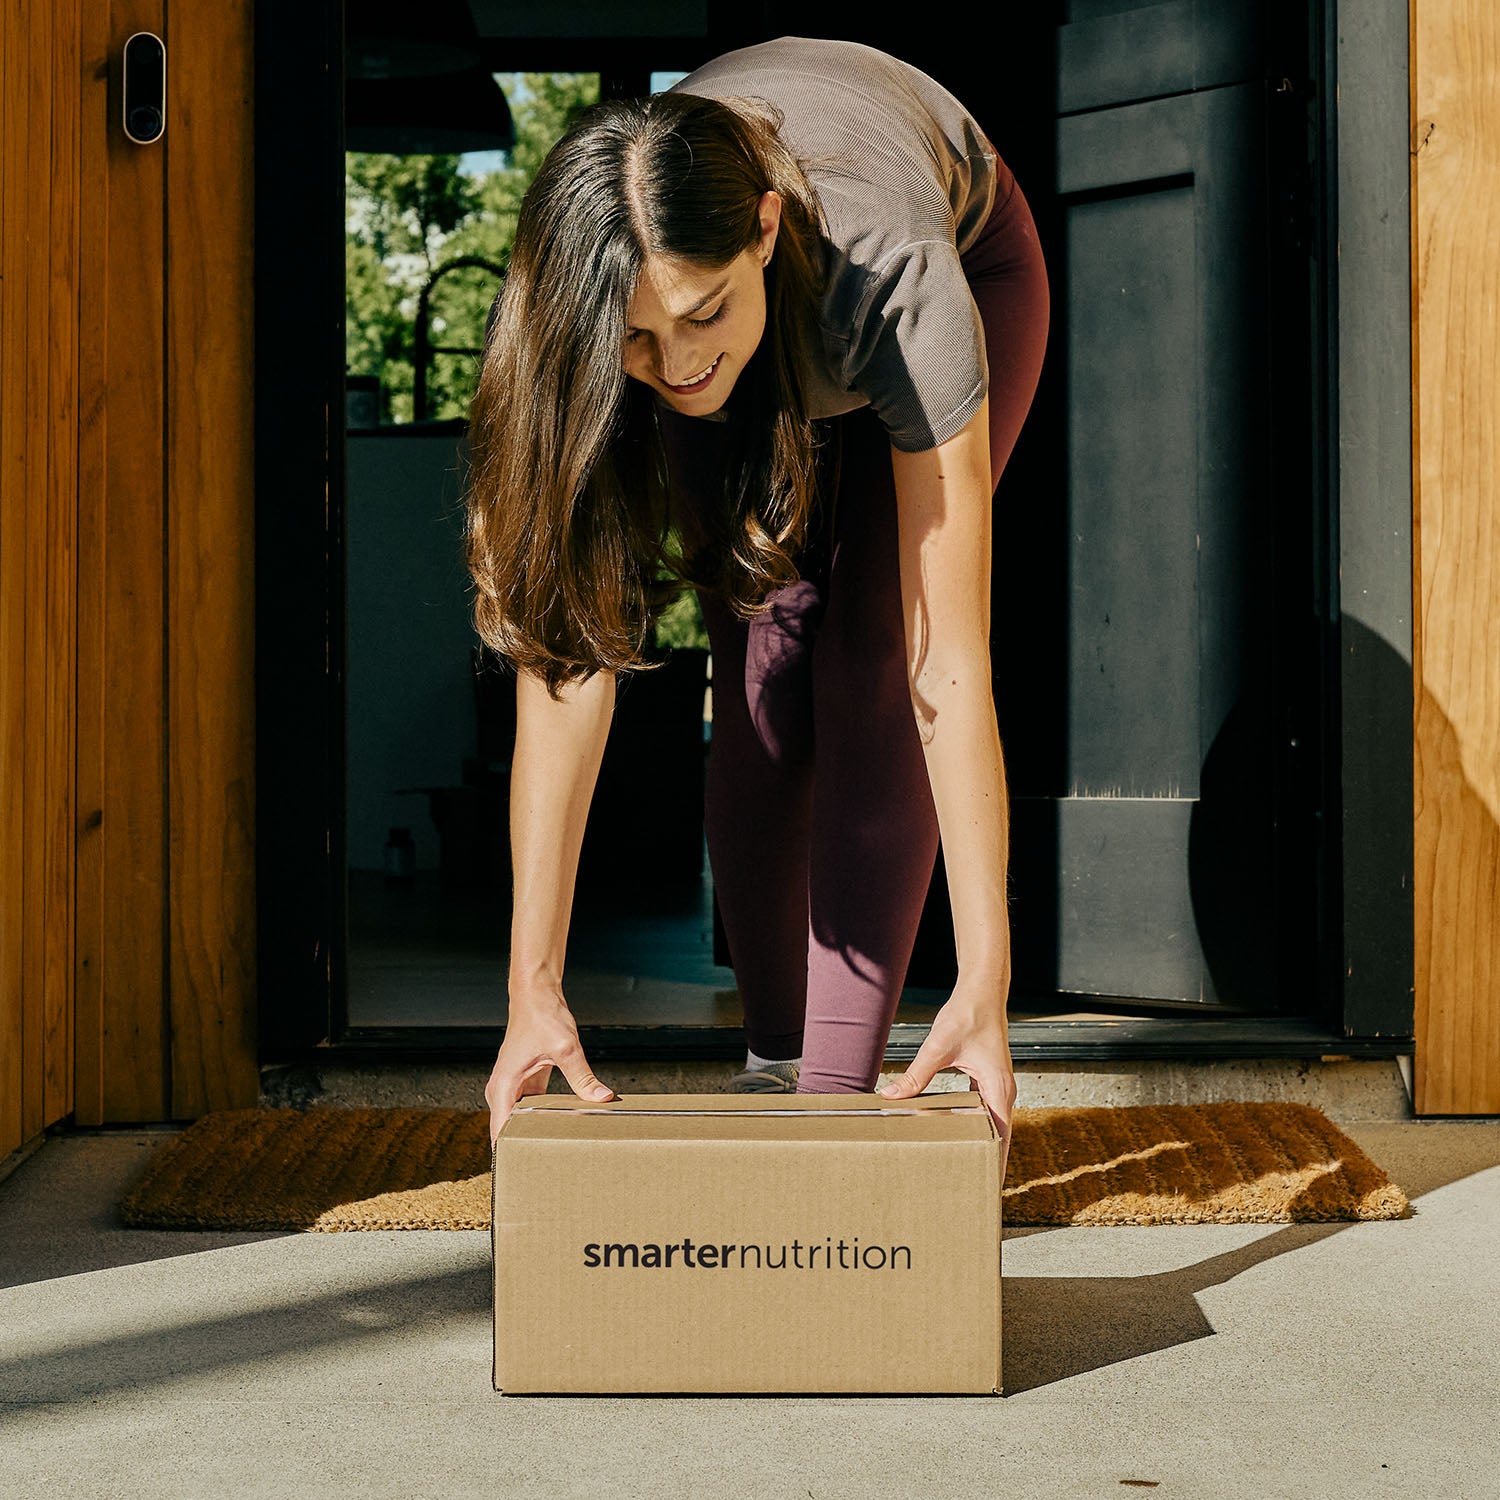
[345,72,706,651]
[345,73,601,425]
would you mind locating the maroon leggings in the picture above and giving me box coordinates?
[656,166,1050,1091]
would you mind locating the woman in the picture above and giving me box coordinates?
[465,36,1050,1145]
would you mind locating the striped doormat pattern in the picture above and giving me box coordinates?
[117,1099,1409,1232]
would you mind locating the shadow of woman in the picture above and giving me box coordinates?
[1001,1219,1347,1394]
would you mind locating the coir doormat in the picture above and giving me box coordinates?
[117,1100,1409,1232]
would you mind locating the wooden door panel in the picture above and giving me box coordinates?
[163,0,256,1118]
[2,0,87,1152]
[1411,0,1500,1112]
[79,0,171,1124]
[3,0,257,1144]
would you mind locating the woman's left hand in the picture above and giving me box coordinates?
[877,973,1017,1143]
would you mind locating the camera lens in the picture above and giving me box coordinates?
[128,105,162,139]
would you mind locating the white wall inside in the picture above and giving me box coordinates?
[345,428,477,871]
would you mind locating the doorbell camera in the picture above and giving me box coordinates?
[123,32,165,144]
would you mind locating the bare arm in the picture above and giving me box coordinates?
[486,664,619,1141]
[891,399,1009,988]
[507,664,616,991]
[877,398,1017,1139]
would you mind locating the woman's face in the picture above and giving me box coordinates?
[622,190,782,416]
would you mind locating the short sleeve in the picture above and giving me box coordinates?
[842,239,990,453]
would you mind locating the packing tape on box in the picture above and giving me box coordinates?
[509,1104,987,1116]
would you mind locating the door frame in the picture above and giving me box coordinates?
[1322,0,1415,1041]
[253,0,1415,1066]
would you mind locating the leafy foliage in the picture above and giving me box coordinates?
[345,72,707,651]
[344,73,601,426]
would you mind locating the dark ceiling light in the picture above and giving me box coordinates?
[345,0,483,80]
[345,64,516,154]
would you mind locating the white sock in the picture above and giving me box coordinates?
[745,1048,802,1078]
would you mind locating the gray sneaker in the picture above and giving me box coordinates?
[727,1063,800,1093]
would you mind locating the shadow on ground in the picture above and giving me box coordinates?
[1,1121,1494,1403]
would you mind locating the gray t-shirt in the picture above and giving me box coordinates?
[669,36,1007,452]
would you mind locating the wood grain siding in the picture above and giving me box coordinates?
[79,0,173,1124]
[1,0,83,1156]
[43,0,83,1132]
[3,1,256,1153]
[164,0,257,1116]
[1412,1,1500,1114]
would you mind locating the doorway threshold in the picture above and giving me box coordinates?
[275,1014,1410,1067]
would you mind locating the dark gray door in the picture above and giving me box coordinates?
[912,2,1312,1014]
[1034,0,1284,1010]
[1040,77,1272,1008]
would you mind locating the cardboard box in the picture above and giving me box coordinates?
[491,1091,1003,1395]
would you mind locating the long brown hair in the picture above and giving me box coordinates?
[462,89,829,699]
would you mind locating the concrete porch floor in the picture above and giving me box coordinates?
[1,1117,1497,1500]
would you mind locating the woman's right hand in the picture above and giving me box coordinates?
[485,989,615,1146]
